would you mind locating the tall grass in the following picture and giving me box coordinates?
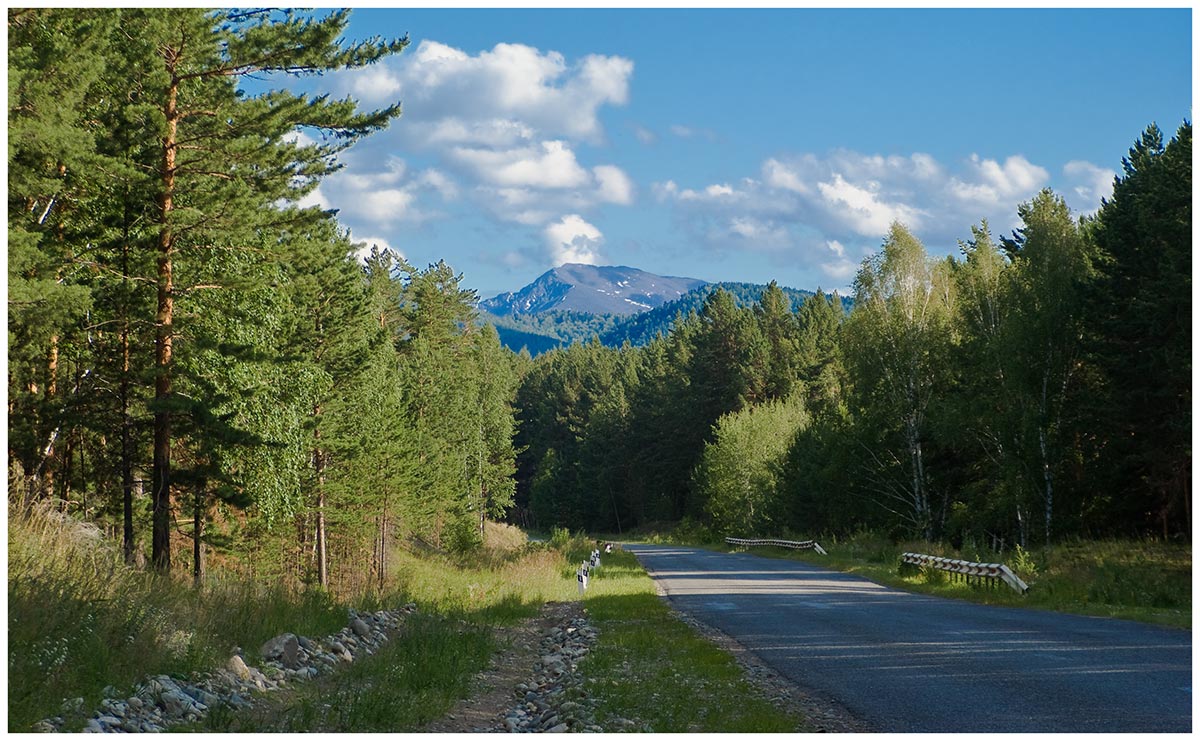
[193,530,597,732]
[7,502,347,732]
[11,509,815,733]
[387,528,589,623]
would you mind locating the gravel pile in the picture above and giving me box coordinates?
[496,614,601,733]
[33,603,417,733]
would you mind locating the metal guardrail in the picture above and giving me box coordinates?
[726,537,827,556]
[901,552,1030,594]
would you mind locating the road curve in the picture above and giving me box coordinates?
[626,543,1191,733]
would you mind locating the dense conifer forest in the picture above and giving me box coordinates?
[8,7,1191,603]
[512,134,1192,548]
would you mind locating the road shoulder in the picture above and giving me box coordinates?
[647,560,872,733]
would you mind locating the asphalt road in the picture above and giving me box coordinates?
[626,543,1192,733]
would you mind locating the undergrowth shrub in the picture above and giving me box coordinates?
[670,516,719,545]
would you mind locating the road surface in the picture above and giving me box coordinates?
[626,543,1191,732]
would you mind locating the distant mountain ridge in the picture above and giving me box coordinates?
[479,265,852,355]
[479,264,708,316]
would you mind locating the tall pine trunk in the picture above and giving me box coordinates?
[121,239,135,565]
[152,61,179,573]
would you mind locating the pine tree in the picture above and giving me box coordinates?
[113,8,406,571]
[754,281,803,400]
[7,9,115,504]
[1087,122,1191,537]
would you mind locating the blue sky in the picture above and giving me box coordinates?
[276,8,1191,297]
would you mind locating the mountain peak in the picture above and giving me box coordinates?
[480,264,708,316]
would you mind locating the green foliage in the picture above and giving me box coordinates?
[668,517,721,546]
[1085,122,1191,537]
[483,309,622,349]
[514,122,1189,554]
[841,223,957,539]
[695,394,809,536]
[1011,544,1039,581]
[6,8,522,597]
[549,526,574,549]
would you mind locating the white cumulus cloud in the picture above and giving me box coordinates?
[817,173,926,237]
[343,39,633,146]
[359,188,416,224]
[451,140,590,189]
[764,158,809,194]
[949,154,1049,206]
[323,38,638,266]
[593,165,635,205]
[544,214,604,265]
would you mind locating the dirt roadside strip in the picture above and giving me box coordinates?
[425,601,606,733]
[427,596,867,733]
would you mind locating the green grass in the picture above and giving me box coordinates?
[193,612,497,732]
[7,503,348,732]
[690,530,1191,629]
[578,548,807,732]
[181,532,582,733]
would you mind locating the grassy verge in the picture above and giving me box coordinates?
[578,547,806,732]
[193,532,806,733]
[8,503,348,732]
[631,527,1191,629]
[11,508,809,733]
[187,529,581,732]
[194,612,497,732]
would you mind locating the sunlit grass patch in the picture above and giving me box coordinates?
[387,538,582,623]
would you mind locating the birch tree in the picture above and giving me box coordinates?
[843,223,956,539]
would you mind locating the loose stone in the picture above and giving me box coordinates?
[34,603,416,734]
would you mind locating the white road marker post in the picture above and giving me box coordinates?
[576,564,589,595]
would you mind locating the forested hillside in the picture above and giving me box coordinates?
[484,281,853,354]
[8,8,520,592]
[513,122,1192,547]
